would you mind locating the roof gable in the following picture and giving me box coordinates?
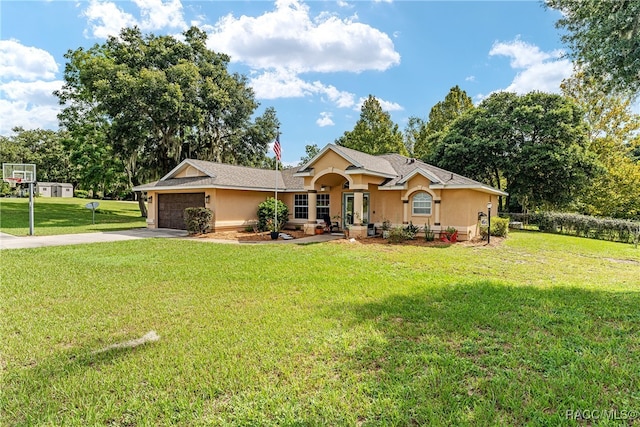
[162,159,215,180]
[296,144,396,178]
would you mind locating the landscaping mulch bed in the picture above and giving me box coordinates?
[195,229,505,247]
[196,229,308,242]
[329,235,505,248]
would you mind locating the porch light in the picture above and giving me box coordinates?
[320,186,326,191]
[487,202,492,244]
[148,196,152,203]
[205,195,211,204]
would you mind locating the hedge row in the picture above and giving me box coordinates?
[502,212,640,244]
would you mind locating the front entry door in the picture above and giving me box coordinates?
[342,193,369,228]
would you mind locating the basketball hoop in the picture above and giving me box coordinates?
[4,177,22,188]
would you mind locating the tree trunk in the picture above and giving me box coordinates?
[136,191,148,218]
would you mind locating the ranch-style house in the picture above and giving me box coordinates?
[133,144,507,240]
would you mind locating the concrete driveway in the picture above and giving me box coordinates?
[0,228,188,250]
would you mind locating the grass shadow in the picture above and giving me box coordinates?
[3,334,160,424]
[328,281,640,425]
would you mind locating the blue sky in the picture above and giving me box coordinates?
[1,0,574,165]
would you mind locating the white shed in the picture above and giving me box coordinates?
[36,182,74,198]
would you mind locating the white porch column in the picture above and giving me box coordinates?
[402,199,409,224]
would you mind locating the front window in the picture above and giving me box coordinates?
[294,194,308,219]
[412,192,432,215]
[316,194,330,219]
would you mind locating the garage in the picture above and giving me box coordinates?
[157,193,205,229]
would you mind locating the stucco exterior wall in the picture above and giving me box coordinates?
[369,187,403,226]
[311,150,352,173]
[439,189,495,240]
[174,165,206,178]
[214,189,278,229]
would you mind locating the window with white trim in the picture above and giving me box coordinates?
[316,194,330,219]
[294,194,308,219]
[412,192,432,215]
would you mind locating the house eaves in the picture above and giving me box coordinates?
[343,168,397,179]
[429,183,508,196]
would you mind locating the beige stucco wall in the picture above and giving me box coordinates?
[174,165,206,178]
[439,189,496,240]
[369,187,403,226]
[214,189,288,230]
[146,188,293,230]
[310,150,352,174]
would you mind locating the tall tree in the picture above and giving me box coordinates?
[0,128,78,184]
[547,0,640,96]
[414,85,474,160]
[402,116,424,157]
[336,95,408,156]
[430,91,598,211]
[56,26,278,216]
[561,71,640,218]
[299,144,320,166]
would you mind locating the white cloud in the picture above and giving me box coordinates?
[134,0,186,31]
[0,98,61,135]
[82,0,186,39]
[0,40,59,81]
[0,80,62,105]
[465,75,476,82]
[82,0,138,39]
[250,68,356,107]
[316,112,334,127]
[0,40,63,135]
[489,38,573,94]
[207,0,400,73]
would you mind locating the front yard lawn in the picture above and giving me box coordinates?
[1,232,639,425]
[0,197,146,236]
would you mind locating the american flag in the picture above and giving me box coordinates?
[273,134,281,161]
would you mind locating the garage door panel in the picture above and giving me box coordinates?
[158,193,205,229]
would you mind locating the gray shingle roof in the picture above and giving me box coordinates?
[328,144,397,176]
[378,154,490,187]
[133,160,304,192]
[133,145,505,195]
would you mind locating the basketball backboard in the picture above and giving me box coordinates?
[2,163,36,184]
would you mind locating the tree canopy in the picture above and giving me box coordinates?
[547,0,640,96]
[0,128,78,184]
[56,26,279,214]
[561,71,640,219]
[429,91,598,211]
[413,85,475,160]
[336,95,408,156]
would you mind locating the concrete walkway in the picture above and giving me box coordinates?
[0,229,343,250]
[0,228,188,250]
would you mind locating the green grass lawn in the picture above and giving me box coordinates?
[2,232,639,425]
[0,197,146,236]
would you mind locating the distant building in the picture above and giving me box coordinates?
[36,182,74,198]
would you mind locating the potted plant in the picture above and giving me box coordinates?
[381,219,391,239]
[315,224,324,235]
[266,219,280,239]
